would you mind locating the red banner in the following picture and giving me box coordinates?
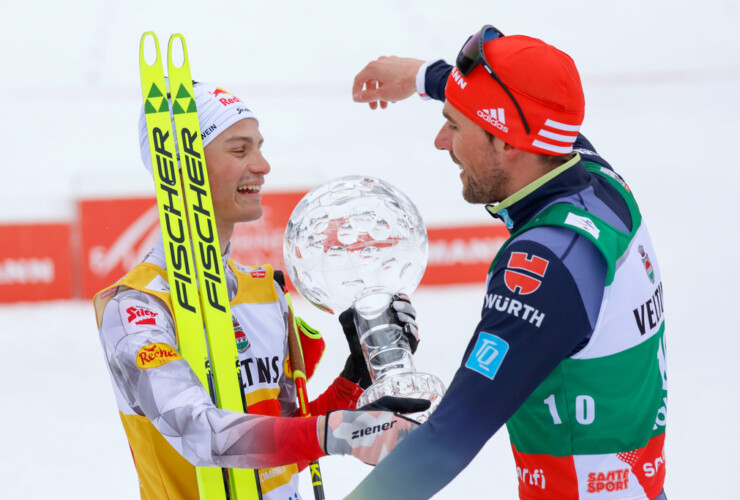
[74,192,509,300]
[0,224,73,302]
[77,194,309,298]
[79,197,160,299]
[423,224,510,286]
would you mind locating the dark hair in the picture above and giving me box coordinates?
[539,152,576,169]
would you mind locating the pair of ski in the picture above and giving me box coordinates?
[138,32,324,500]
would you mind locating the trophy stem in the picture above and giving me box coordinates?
[353,292,414,382]
[353,292,446,422]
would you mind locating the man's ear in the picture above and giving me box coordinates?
[498,139,522,160]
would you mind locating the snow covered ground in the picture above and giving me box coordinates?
[1,1,739,498]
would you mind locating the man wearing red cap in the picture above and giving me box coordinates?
[348,27,668,499]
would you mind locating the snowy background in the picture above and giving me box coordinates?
[1,0,739,498]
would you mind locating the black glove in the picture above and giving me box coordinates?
[359,395,431,414]
[339,293,419,389]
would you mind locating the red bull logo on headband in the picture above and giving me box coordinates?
[210,87,242,106]
[210,87,229,97]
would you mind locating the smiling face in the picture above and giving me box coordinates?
[203,118,270,244]
[434,101,512,204]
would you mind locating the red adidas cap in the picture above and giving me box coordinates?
[445,35,585,156]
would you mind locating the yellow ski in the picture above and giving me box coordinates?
[167,33,262,500]
[138,31,261,500]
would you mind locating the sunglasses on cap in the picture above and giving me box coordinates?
[456,25,531,134]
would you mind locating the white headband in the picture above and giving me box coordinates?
[138,81,258,175]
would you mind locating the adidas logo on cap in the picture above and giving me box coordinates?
[477,108,508,133]
[445,35,585,155]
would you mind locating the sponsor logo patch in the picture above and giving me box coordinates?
[632,281,664,335]
[499,209,514,229]
[638,245,655,283]
[126,305,158,326]
[477,107,509,133]
[145,275,169,293]
[99,287,117,300]
[209,87,242,106]
[210,87,230,98]
[234,263,266,278]
[484,293,546,327]
[233,316,250,353]
[201,124,217,140]
[259,466,287,482]
[351,419,397,439]
[586,469,630,493]
[504,252,548,294]
[450,67,467,89]
[564,213,600,239]
[465,332,509,380]
[598,166,631,192]
[136,343,182,369]
[517,467,547,491]
[240,356,281,386]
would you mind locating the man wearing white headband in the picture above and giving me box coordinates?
[94,82,427,500]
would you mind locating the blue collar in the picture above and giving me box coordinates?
[485,154,592,233]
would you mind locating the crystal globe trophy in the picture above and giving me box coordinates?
[283,176,446,422]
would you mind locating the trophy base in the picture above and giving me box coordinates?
[357,371,446,423]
